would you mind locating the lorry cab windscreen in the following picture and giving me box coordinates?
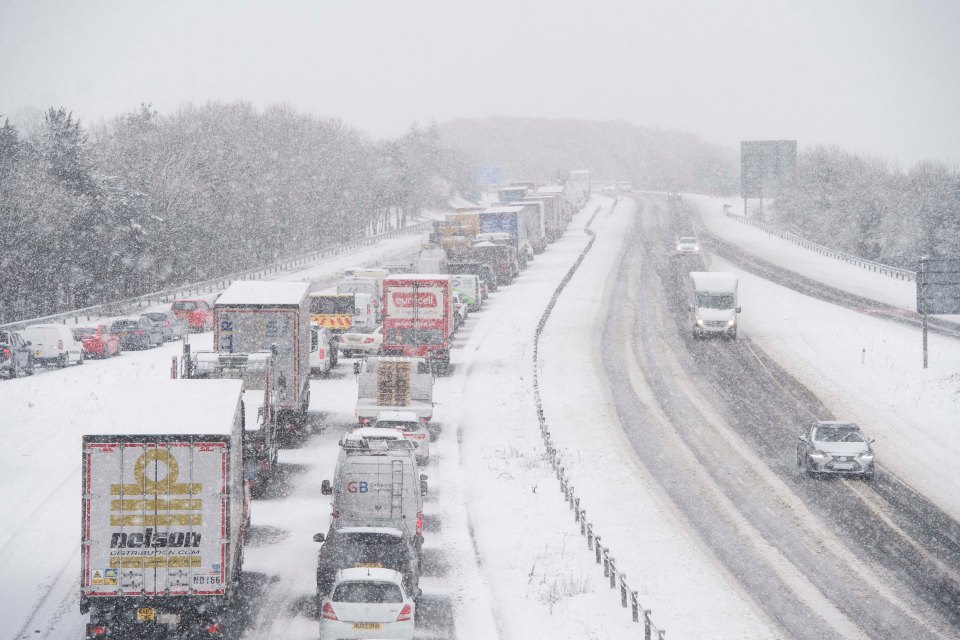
[696,293,735,310]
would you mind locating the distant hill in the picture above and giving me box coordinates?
[438,117,738,195]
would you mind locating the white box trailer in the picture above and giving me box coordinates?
[688,271,740,339]
[214,281,311,428]
[355,356,434,425]
[80,379,246,638]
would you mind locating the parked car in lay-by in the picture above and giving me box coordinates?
[140,310,187,342]
[797,420,875,478]
[109,317,162,350]
[0,329,34,378]
[21,324,84,367]
[318,567,416,640]
[338,325,383,358]
[171,298,214,332]
[71,324,121,359]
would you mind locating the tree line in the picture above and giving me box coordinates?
[773,145,960,269]
[0,103,474,323]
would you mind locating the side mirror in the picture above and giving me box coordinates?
[736,306,742,313]
[353,362,361,375]
[868,438,876,444]
[688,304,694,312]
[321,480,332,495]
[416,587,423,598]
[797,435,806,442]
[312,533,325,543]
[25,341,31,346]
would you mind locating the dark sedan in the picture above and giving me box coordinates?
[313,525,421,597]
[109,317,162,350]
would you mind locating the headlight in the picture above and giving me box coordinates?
[696,317,704,326]
[726,318,736,326]
[856,452,874,461]
[809,450,829,459]
[676,245,682,251]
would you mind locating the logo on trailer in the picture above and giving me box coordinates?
[391,292,437,308]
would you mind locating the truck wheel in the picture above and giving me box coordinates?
[26,356,34,375]
[58,353,68,368]
[9,361,18,378]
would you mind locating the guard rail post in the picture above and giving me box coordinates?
[586,523,593,549]
[609,558,616,588]
[631,591,639,622]
[644,610,652,640]
[620,574,627,607]
[595,538,603,565]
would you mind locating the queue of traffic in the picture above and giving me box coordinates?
[72,176,585,639]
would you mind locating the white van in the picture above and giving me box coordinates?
[321,432,427,540]
[22,324,84,366]
[310,323,338,375]
[689,272,740,339]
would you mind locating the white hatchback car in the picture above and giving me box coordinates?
[375,410,430,465]
[319,568,416,640]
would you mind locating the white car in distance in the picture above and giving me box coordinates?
[675,236,700,255]
[319,568,416,640]
[375,410,430,465]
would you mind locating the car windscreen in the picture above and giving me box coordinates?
[72,327,97,337]
[142,313,166,321]
[327,533,406,567]
[696,293,735,310]
[814,426,865,442]
[111,321,138,330]
[172,301,197,311]
[311,296,355,315]
[679,237,696,244]
[332,581,403,603]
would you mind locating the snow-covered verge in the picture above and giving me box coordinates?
[687,194,960,523]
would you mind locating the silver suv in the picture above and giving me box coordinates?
[797,421,875,478]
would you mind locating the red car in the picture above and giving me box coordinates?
[171,299,214,332]
[71,324,121,359]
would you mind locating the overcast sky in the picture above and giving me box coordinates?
[1,0,958,166]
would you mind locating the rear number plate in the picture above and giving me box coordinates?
[136,608,155,622]
[353,622,381,630]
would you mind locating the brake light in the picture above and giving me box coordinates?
[363,338,374,344]
[87,624,108,636]
[58,339,63,350]
[396,603,412,622]
[318,348,325,358]
[359,417,370,424]
[420,417,428,425]
[135,330,144,335]
[1,347,8,358]
[331,510,339,519]
[163,320,170,327]
[206,623,221,634]
[322,602,338,621]
[416,512,423,535]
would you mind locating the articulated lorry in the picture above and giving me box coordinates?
[80,379,247,639]
[188,350,280,496]
[688,271,741,339]
[380,275,454,368]
[214,281,311,433]
[355,356,435,425]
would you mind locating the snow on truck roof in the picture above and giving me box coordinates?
[483,206,524,214]
[79,379,242,437]
[689,271,738,291]
[384,274,451,282]
[215,280,309,306]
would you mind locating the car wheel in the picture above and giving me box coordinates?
[9,361,19,378]
[26,356,34,376]
[803,455,817,477]
[58,353,68,368]
[78,352,84,365]
[796,449,802,467]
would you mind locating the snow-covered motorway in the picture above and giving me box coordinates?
[3,191,960,639]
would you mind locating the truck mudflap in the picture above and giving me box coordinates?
[85,598,231,639]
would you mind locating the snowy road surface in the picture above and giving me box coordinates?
[2,190,960,639]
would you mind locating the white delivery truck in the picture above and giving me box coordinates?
[338,276,384,322]
[355,356,434,426]
[214,281,312,435]
[80,379,247,639]
[689,271,741,339]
